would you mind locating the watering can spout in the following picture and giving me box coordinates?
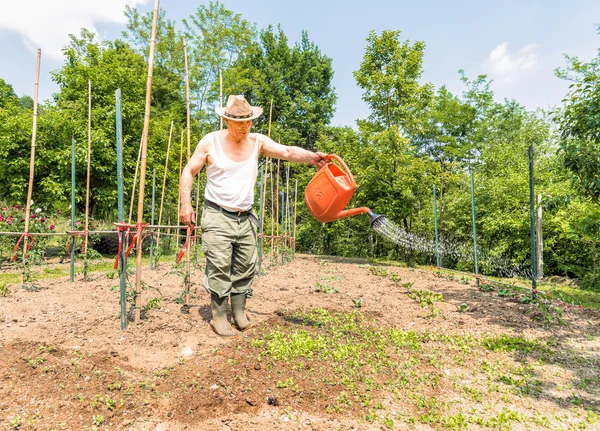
[367,210,385,228]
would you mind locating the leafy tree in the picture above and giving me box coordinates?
[229,25,337,149]
[182,0,257,123]
[554,27,600,203]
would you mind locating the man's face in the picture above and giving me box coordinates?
[226,119,252,139]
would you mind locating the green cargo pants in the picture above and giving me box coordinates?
[200,204,257,299]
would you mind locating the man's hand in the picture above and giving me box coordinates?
[180,202,195,227]
[312,151,330,168]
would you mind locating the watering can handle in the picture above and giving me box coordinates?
[327,154,355,185]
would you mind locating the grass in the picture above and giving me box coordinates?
[243,308,600,430]
[0,253,179,286]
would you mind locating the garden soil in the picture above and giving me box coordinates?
[1,254,599,430]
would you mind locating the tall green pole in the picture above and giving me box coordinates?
[70,137,76,282]
[433,184,440,267]
[469,170,480,289]
[115,88,127,330]
[281,191,285,265]
[149,168,156,269]
[257,166,265,274]
[528,145,537,300]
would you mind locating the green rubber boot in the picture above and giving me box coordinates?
[209,294,237,337]
[230,293,256,331]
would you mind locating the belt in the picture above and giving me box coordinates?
[205,200,261,229]
[205,200,251,217]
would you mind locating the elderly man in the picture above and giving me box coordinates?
[180,95,328,337]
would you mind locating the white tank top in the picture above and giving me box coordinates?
[204,131,260,212]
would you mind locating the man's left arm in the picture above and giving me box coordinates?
[260,135,329,168]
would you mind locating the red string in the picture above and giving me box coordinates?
[12,233,35,262]
[113,223,149,269]
[177,225,195,264]
[65,231,88,254]
[113,226,131,269]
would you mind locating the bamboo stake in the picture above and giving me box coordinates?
[219,70,223,130]
[134,0,160,323]
[183,38,192,306]
[22,48,41,279]
[183,38,191,162]
[157,121,174,248]
[176,130,184,247]
[128,136,143,225]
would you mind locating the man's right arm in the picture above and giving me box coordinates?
[179,134,210,226]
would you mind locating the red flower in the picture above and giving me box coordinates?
[49,225,55,230]
[0,215,3,221]
[7,216,13,221]
[40,217,45,222]
[7,220,12,225]
[20,219,24,223]
[31,214,36,219]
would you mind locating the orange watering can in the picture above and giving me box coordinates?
[305,154,382,224]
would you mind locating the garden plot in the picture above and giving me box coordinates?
[1,254,600,430]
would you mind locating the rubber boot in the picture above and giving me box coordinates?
[209,294,237,337]
[230,293,256,331]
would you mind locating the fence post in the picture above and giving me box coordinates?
[257,165,265,274]
[470,170,480,289]
[115,88,127,330]
[70,137,76,282]
[528,145,537,299]
[433,184,440,267]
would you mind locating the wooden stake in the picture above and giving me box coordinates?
[134,0,160,323]
[176,129,184,247]
[183,38,192,306]
[157,121,174,248]
[183,38,191,162]
[84,80,92,256]
[128,136,143,225]
[22,48,41,276]
[219,70,223,130]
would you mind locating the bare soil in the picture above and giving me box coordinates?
[1,254,599,430]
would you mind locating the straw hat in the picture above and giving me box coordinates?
[215,95,263,122]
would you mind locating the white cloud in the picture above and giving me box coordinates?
[485,42,538,82]
[0,0,151,60]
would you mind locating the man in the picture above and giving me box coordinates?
[179,95,328,337]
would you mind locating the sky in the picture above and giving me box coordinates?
[0,0,599,126]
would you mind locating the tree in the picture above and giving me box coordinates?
[554,25,600,203]
[182,1,257,123]
[228,25,337,149]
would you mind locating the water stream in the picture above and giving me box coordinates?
[371,216,533,279]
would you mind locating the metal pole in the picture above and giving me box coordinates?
[116,88,127,330]
[293,179,298,259]
[528,145,537,300]
[150,168,156,269]
[257,166,265,274]
[281,191,285,264]
[70,137,76,282]
[469,170,480,289]
[433,184,440,267]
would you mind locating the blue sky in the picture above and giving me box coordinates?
[1,0,599,126]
